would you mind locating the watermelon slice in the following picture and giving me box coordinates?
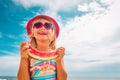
[28,46,59,61]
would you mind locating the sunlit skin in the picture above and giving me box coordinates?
[20,19,65,59]
[33,19,53,51]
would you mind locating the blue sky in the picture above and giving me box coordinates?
[0,0,120,78]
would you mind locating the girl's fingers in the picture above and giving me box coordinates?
[20,42,30,52]
[57,47,65,53]
[20,42,30,58]
[57,47,65,51]
[56,47,65,60]
[20,42,26,47]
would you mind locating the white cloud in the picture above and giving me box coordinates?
[0,55,20,76]
[13,0,84,20]
[64,41,120,72]
[7,34,18,39]
[57,0,120,72]
[13,0,82,11]
[58,0,120,45]
[89,1,104,11]
[100,0,114,5]
[78,3,89,12]
[78,1,105,12]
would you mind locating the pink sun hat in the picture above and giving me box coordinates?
[26,15,60,38]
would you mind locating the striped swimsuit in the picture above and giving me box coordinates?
[28,46,58,80]
[29,58,57,80]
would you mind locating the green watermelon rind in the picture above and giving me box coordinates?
[28,52,59,61]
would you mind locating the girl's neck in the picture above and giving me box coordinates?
[36,40,51,52]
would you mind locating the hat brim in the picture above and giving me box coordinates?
[26,15,59,38]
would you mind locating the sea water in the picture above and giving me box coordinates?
[0,76,16,80]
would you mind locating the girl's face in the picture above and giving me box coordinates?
[32,19,53,42]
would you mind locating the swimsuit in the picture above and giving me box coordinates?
[29,58,57,80]
[28,47,58,80]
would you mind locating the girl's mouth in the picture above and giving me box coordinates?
[37,32,47,35]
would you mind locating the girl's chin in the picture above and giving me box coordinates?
[38,35,47,38]
[37,37,49,41]
[36,35,50,41]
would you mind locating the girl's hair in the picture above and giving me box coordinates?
[29,17,57,50]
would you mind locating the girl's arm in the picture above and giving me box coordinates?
[56,59,67,80]
[17,42,30,80]
[17,58,30,80]
[56,47,67,80]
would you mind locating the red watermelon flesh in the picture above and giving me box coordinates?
[28,46,59,61]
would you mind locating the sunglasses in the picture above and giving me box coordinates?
[33,22,53,30]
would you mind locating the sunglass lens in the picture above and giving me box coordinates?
[45,23,52,29]
[34,22,42,28]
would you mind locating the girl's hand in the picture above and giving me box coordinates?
[56,47,65,60]
[20,42,30,59]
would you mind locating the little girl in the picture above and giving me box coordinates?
[17,15,67,80]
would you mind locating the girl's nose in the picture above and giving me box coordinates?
[40,26,46,30]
